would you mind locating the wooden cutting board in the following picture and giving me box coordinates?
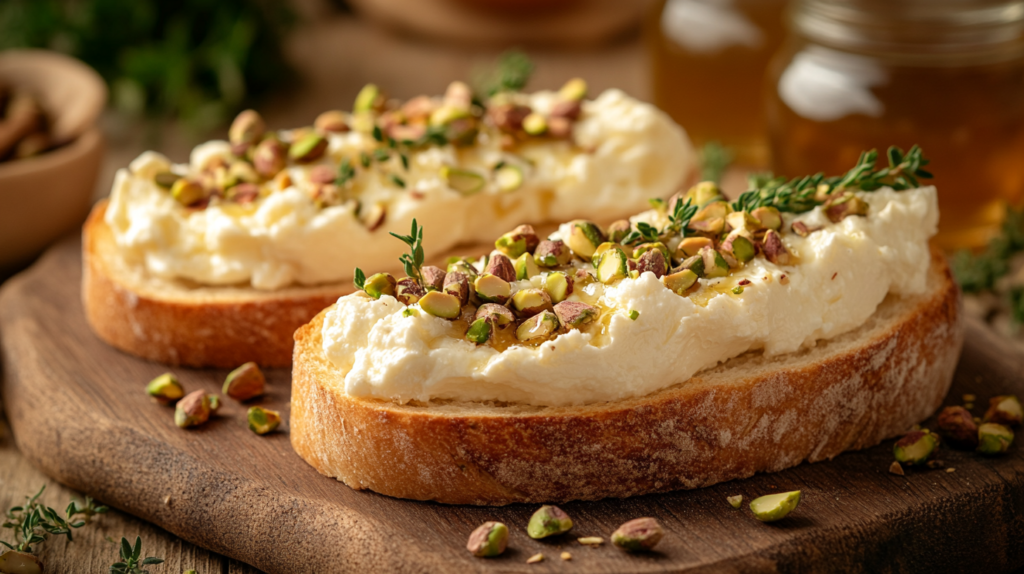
[1,237,1023,574]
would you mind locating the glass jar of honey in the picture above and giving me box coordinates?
[767,0,1024,249]
[646,0,787,167]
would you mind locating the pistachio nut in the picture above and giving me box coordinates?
[547,116,572,139]
[761,230,792,265]
[527,505,573,539]
[446,258,479,281]
[419,291,462,319]
[208,394,222,412]
[522,112,547,136]
[0,550,43,574]
[228,109,266,147]
[574,268,596,287]
[488,103,531,132]
[983,395,1022,427]
[396,277,427,305]
[175,390,215,429]
[440,166,485,195]
[977,423,1014,455]
[526,554,544,564]
[289,132,327,163]
[606,220,631,244]
[553,301,598,329]
[726,210,761,233]
[465,317,494,345]
[720,232,756,266]
[937,405,979,448]
[170,179,206,207]
[467,521,508,558]
[687,217,725,235]
[611,517,663,552]
[474,274,512,304]
[443,271,471,305]
[512,288,553,317]
[791,221,821,237]
[388,123,427,143]
[596,247,629,284]
[353,83,384,113]
[496,224,540,258]
[253,137,288,177]
[494,164,524,192]
[484,253,517,283]
[550,99,582,122]
[430,105,470,127]
[145,373,185,405]
[662,269,698,294]
[154,171,181,189]
[558,77,588,102]
[677,236,713,258]
[889,460,906,476]
[444,117,479,147]
[591,242,619,267]
[364,272,397,299]
[421,265,447,291]
[727,495,743,509]
[566,220,606,259]
[700,246,730,278]
[824,192,870,222]
[751,206,783,231]
[684,181,724,207]
[893,429,940,465]
[543,271,574,303]
[692,199,731,222]
[476,303,516,328]
[749,491,801,522]
[632,242,671,263]
[229,161,260,185]
[516,311,560,342]
[578,537,604,546]
[244,406,281,436]
[515,252,541,280]
[401,95,436,120]
[678,253,706,277]
[636,249,667,278]
[222,362,266,402]
[314,110,349,133]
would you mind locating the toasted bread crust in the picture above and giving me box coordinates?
[82,201,351,367]
[290,249,962,505]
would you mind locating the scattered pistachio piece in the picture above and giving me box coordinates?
[566,220,606,259]
[289,132,327,163]
[535,239,572,267]
[728,495,743,508]
[522,113,547,135]
[984,395,1022,427]
[947,467,956,473]
[443,271,471,305]
[677,236,713,258]
[606,220,631,244]
[749,491,801,522]
[751,206,782,230]
[228,109,266,148]
[553,301,597,329]
[484,253,517,283]
[596,247,629,284]
[466,318,494,345]
[761,229,792,265]
[721,232,756,266]
[223,362,266,402]
[526,553,544,564]
[678,254,706,278]
[611,517,664,552]
[558,77,588,101]
[0,550,43,574]
[514,253,541,281]
[441,166,485,195]
[419,291,462,319]
[544,271,574,303]
[893,429,940,465]
[353,83,383,113]
[146,373,184,405]
[475,274,512,304]
[663,269,698,294]
[578,536,604,546]
[467,521,508,558]
[314,110,348,133]
[396,277,427,306]
[495,164,524,192]
[561,551,572,561]
[977,423,1014,455]
[516,311,560,342]
[889,461,905,476]
[700,246,730,278]
[824,192,869,222]
[628,310,640,320]
[421,265,447,291]
[937,405,979,448]
[253,137,288,177]
[153,171,181,189]
[175,390,215,429]
[476,303,516,328]
[527,505,573,539]
[363,272,397,299]
[496,224,539,258]
[512,288,553,317]
[247,406,282,435]
[170,179,206,207]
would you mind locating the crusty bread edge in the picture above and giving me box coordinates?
[289,249,963,505]
[82,200,350,367]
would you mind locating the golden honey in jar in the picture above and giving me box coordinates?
[766,0,1024,249]
[646,0,787,166]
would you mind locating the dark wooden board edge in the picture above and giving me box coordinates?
[2,238,1023,574]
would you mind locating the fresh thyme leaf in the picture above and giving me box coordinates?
[354,268,366,290]
[389,174,406,188]
[374,148,391,162]
[699,141,733,184]
[951,208,1024,293]
[111,536,163,574]
[400,153,409,171]
[371,125,384,143]
[2,485,97,554]
[473,49,535,98]
[622,221,660,246]
[336,157,355,186]
[390,219,425,284]
[668,197,697,235]
[359,151,371,167]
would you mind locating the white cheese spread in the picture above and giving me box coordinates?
[104,89,694,290]
[322,187,939,407]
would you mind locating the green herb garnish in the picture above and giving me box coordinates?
[1,485,105,554]
[390,219,425,285]
[354,267,366,290]
[109,536,163,574]
[336,157,355,187]
[473,49,535,98]
[699,141,733,185]
[389,174,406,189]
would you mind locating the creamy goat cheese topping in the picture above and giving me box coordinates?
[322,187,938,407]
[104,89,693,290]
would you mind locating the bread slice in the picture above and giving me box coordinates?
[82,200,352,368]
[290,248,962,505]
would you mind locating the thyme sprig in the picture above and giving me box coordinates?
[110,536,163,574]
[1,486,106,554]
[390,218,426,285]
[733,145,932,214]
[621,196,698,246]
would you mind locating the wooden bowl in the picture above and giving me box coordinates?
[0,50,107,270]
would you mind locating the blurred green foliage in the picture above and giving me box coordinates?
[0,0,294,129]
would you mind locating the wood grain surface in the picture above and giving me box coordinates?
[1,237,1023,574]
